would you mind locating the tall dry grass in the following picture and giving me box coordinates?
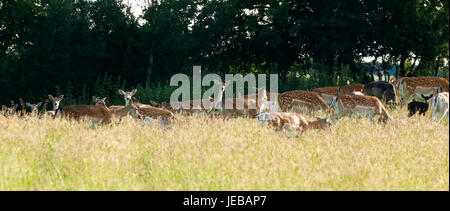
[0,107,448,190]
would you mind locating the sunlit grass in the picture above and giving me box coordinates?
[0,107,448,190]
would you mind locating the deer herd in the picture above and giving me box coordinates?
[1,76,449,134]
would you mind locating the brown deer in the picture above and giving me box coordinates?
[257,112,331,133]
[338,84,365,95]
[108,89,137,112]
[278,90,331,115]
[55,104,139,125]
[312,86,339,106]
[330,94,393,122]
[397,76,449,106]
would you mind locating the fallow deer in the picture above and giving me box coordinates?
[257,112,331,133]
[243,92,279,112]
[397,76,449,106]
[25,102,42,116]
[217,87,269,117]
[55,104,139,125]
[338,84,365,95]
[430,91,449,123]
[312,86,339,106]
[278,90,331,116]
[92,96,107,106]
[108,89,137,112]
[407,94,433,117]
[330,94,393,122]
[46,95,64,117]
[135,104,177,125]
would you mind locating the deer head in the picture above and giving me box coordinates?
[119,89,137,105]
[26,102,42,114]
[48,94,64,110]
[92,96,107,106]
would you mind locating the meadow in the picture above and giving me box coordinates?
[0,107,448,191]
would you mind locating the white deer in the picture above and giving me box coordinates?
[430,91,449,123]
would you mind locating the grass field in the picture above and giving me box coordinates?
[0,107,448,190]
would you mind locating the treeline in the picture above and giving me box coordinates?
[0,0,448,106]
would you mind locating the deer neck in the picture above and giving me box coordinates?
[112,105,133,118]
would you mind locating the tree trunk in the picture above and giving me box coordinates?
[399,54,407,77]
[146,52,154,88]
[434,56,441,76]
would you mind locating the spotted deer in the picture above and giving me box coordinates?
[338,84,365,95]
[135,104,177,125]
[312,86,339,106]
[430,91,449,123]
[47,95,64,117]
[330,94,393,122]
[92,96,107,106]
[26,102,42,115]
[257,112,331,133]
[397,76,449,106]
[278,90,331,115]
[55,104,139,125]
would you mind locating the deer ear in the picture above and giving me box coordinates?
[103,97,107,101]
[92,96,97,101]
[131,89,137,95]
[37,102,42,107]
[26,103,32,107]
[48,95,53,100]
[119,89,125,95]
[59,95,64,99]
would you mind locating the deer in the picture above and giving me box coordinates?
[216,86,269,118]
[407,94,433,117]
[108,89,137,112]
[397,76,449,106]
[278,90,331,116]
[25,102,42,116]
[257,112,332,133]
[430,91,449,123]
[46,95,64,117]
[92,96,107,106]
[243,92,279,112]
[330,94,393,122]
[312,86,339,106]
[2,104,18,117]
[338,84,365,96]
[55,104,139,126]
